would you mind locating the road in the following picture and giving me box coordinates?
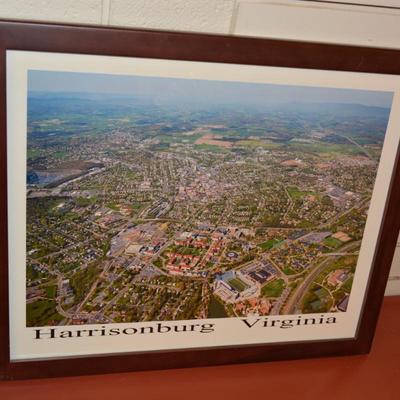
[282,240,360,315]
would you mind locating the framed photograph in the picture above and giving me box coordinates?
[1,20,400,380]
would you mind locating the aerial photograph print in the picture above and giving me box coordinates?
[25,70,393,327]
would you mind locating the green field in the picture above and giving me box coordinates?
[153,258,163,269]
[106,202,120,211]
[70,264,100,303]
[228,278,248,292]
[236,140,281,149]
[131,201,146,210]
[208,295,228,318]
[287,186,314,200]
[282,266,297,275]
[26,265,45,282]
[175,246,202,256]
[27,148,41,159]
[258,238,281,250]
[302,284,333,313]
[261,279,285,298]
[194,144,228,153]
[75,196,97,207]
[26,299,63,327]
[323,236,343,249]
[45,285,57,299]
[286,141,363,156]
[342,276,353,292]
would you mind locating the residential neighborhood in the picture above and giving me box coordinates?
[25,75,390,326]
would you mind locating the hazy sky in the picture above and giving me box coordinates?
[28,70,394,108]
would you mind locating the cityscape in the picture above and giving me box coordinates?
[25,71,392,326]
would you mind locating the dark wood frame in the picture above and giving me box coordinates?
[1,20,400,380]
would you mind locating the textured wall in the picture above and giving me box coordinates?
[0,0,103,24]
[107,0,235,32]
[0,0,236,32]
[1,0,399,47]
[0,0,399,293]
[235,0,400,49]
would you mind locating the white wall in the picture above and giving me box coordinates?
[0,0,399,294]
[234,0,400,48]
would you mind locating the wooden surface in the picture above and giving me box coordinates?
[1,295,399,400]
